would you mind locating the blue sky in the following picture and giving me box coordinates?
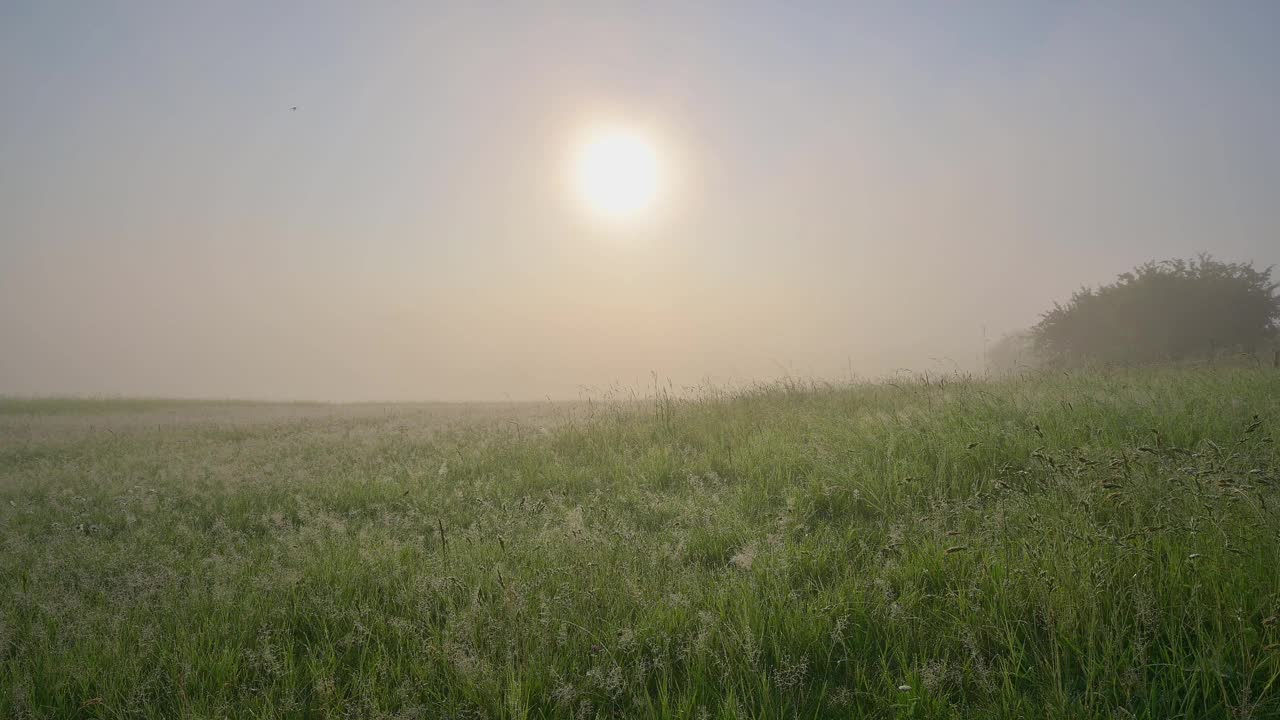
[2,2,1278,399]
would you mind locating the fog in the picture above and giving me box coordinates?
[3,3,1278,401]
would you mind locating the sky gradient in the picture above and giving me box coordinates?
[2,2,1278,400]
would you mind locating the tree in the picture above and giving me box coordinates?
[1032,255,1279,366]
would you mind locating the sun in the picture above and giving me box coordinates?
[573,128,660,221]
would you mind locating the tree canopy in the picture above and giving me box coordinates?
[1032,255,1279,366]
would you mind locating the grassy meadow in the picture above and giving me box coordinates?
[2,368,1279,719]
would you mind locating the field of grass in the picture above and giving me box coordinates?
[2,368,1279,719]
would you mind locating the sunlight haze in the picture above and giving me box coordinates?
[573,127,662,223]
[2,2,1278,400]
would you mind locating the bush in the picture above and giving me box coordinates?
[985,329,1039,375]
[1032,255,1279,366]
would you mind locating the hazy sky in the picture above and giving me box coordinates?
[3,2,1278,401]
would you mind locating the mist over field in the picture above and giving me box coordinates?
[5,5,1280,718]
[4,2,1279,401]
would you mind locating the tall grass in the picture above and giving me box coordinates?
[2,367,1278,718]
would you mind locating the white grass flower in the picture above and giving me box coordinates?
[772,653,808,691]
[730,543,757,570]
[829,686,854,707]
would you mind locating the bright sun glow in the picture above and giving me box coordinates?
[574,128,660,221]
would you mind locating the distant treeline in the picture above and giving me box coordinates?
[989,255,1280,372]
